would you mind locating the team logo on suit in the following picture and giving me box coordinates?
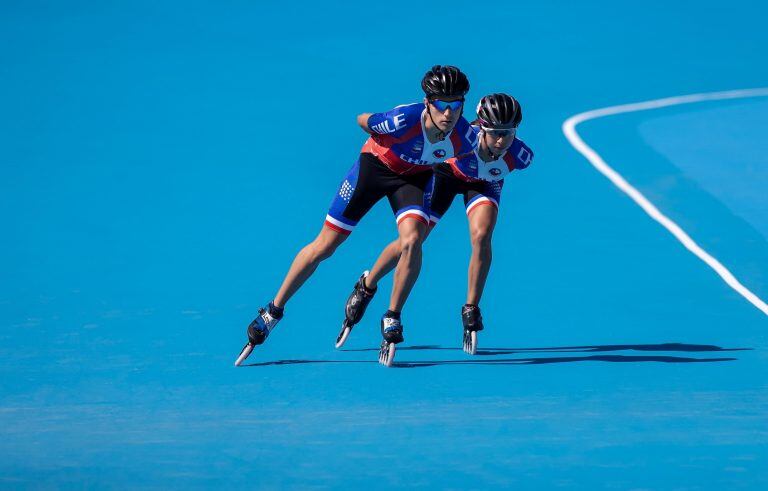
[433,149,446,158]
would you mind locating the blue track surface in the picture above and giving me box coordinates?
[640,100,768,241]
[2,1,767,489]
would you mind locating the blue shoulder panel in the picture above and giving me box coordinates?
[367,103,423,138]
[510,138,534,169]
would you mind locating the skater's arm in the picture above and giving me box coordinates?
[362,106,415,136]
[357,113,373,134]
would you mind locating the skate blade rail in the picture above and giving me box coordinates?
[463,330,478,355]
[378,341,396,367]
[335,321,352,349]
[234,343,254,366]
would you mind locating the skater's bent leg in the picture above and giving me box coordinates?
[367,226,432,288]
[366,239,401,289]
[273,226,349,308]
[466,205,497,305]
[389,218,427,311]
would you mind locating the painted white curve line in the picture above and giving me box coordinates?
[562,88,768,316]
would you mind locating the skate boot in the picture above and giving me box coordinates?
[461,304,483,355]
[234,305,282,366]
[335,271,377,348]
[378,312,404,367]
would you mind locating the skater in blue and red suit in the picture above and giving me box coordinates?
[337,93,533,353]
[235,65,475,366]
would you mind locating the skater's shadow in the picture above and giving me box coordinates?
[390,354,738,368]
[243,343,747,367]
[340,342,749,356]
[243,359,375,367]
[475,342,749,356]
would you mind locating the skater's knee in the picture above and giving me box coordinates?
[399,231,424,256]
[470,227,492,250]
[388,238,405,258]
[310,238,340,262]
[315,244,338,262]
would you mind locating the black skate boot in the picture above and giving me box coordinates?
[461,304,483,355]
[378,312,404,367]
[234,306,282,366]
[335,271,377,348]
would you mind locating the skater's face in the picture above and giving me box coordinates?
[424,96,464,133]
[481,127,516,156]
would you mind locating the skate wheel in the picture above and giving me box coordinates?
[463,330,477,355]
[378,341,396,367]
[234,343,254,366]
[335,322,351,349]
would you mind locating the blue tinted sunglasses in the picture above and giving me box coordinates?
[430,98,464,112]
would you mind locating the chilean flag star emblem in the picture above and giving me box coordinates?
[433,149,446,159]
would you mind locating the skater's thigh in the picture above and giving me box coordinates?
[314,224,350,251]
[464,182,499,242]
[396,213,428,244]
[463,180,501,230]
[326,154,392,234]
[387,170,431,227]
[425,163,462,226]
[466,202,497,242]
[346,154,393,219]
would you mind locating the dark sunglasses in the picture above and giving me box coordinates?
[430,99,464,112]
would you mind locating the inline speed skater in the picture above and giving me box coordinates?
[335,66,474,367]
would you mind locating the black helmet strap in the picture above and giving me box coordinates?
[481,129,500,161]
[424,99,446,141]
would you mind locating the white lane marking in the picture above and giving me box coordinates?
[562,88,768,316]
